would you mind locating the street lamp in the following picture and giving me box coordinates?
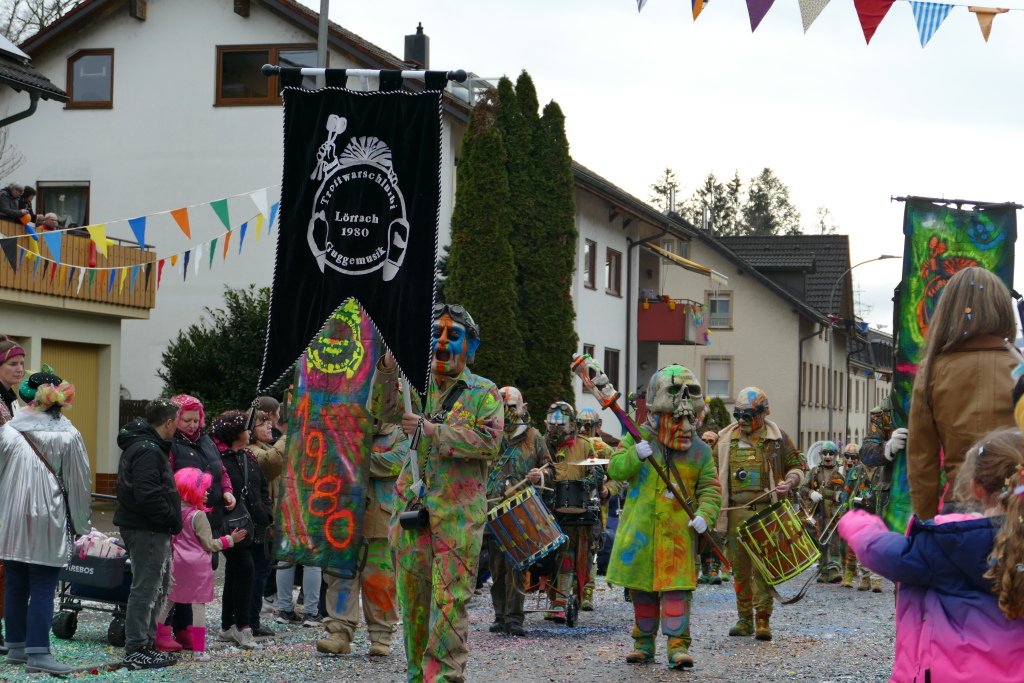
[827,254,900,440]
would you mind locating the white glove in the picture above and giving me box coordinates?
[809,490,823,503]
[636,440,653,461]
[688,515,708,534]
[884,428,908,462]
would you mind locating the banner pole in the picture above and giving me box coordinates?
[262,64,468,83]
[402,376,425,498]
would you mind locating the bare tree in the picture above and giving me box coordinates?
[0,119,24,179]
[0,0,82,44]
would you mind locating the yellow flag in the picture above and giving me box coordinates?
[170,254,178,267]
[119,267,128,292]
[87,224,108,257]
[255,214,264,243]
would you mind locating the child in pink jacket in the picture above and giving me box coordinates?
[156,468,246,661]
[840,426,1024,683]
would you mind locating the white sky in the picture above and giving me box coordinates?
[338,0,1024,331]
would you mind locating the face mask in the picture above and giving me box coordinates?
[547,404,575,443]
[431,314,471,376]
[658,414,693,451]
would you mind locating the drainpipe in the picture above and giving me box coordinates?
[796,325,822,450]
[625,222,669,396]
[0,91,38,128]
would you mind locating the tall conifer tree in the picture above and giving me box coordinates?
[445,95,523,387]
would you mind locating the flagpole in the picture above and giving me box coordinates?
[317,0,329,90]
[262,65,468,83]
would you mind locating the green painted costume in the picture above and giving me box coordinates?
[369,362,502,683]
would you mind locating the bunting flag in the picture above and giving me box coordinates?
[210,199,231,232]
[692,0,707,20]
[222,231,232,259]
[268,202,279,234]
[23,224,38,241]
[209,238,218,269]
[170,207,191,238]
[128,216,147,250]
[77,268,85,293]
[130,265,138,293]
[911,1,953,45]
[249,188,269,222]
[798,0,831,31]
[239,222,248,253]
[969,6,1008,41]
[255,214,264,243]
[41,231,62,264]
[637,0,649,10]
[87,269,94,291]
[107,269,116,293]
[170,254,178,267]
[182,250,190,281]
[157,259,165,289]
[119,267,128,293]
[746,0,778,30]
[0,237,17,271]
[195,246,201,276]
[87,224,108,257]
[854,0,895,42]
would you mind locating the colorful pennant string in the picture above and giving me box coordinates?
[911,1,954,45]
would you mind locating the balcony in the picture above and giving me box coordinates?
[0,220,156,318]
[637,298,708,345]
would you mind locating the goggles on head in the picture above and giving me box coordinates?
[732,408,763,422]
[431,303,479,338]
[547,402,574,426]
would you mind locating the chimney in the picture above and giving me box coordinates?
[404,23,429,69]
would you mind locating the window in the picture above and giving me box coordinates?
[216,45,319,105]
[604,349,620,389]
[661,239,675,255]
[678,240,689,259]
[583,240,596,289]
[704,357,731,399]
[582,343,595,358]
[605,248,621,296]
[855,379,860,413]
[37,182,89,227]
[707,292,732,328]
[801,362,807,406]
[67,49,113,108]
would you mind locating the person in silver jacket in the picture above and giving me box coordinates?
[0,368,91,675]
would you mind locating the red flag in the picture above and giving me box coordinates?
[854,0,895,43]
[158,259,165,290]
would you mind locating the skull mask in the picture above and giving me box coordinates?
[820,441,839,468]
[646,365,705,451]
[546,401,576,445]
[500,386,528,437]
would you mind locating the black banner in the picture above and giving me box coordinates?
[260,87,441,394]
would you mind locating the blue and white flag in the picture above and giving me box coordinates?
[911,1,953,47]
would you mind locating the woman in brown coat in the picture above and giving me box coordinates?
[908,266,1018,521]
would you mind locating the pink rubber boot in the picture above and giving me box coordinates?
[155,623,183,652]
[192,627,209,662]
[174,625,194,651]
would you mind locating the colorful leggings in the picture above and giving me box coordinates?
[631,590,692,657]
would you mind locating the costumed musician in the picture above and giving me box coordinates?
[575,406,622,611]
[606,364,723,669]
[715,387,806,642]
[369,303,503,683]
[841,444,881,591]
[800,441,845,583]
[697,430,728,585]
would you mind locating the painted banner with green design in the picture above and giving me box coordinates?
[885,198,1016,532]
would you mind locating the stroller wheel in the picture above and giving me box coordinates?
[107,618,126,647]
[52,611,78,640]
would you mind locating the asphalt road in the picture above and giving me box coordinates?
[0,567,895,683]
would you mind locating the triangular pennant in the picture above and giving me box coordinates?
[18,248,25,270]
[144,263,152,288]
[170,207,191,239]
[798,0,831,31]
[23,224,38,241]
[637,0,648,10]
[195,246,201,275]
[87,269,94,291]
[210,199,231,231]
[853,0,895,43]
[119,267,128,293]
[239,222,247,254]
[209,238,218,269]
[692,0,707,20]
[267,202,279,234]
[130,265,138,293]
[157,259,165,289]
[170,254,178,267]
[0,237,18,272]
[48,261,57,285]
[77,268,85,293]
[107,270,116,293]
[87,224,108,257]
[911,1,953,46]
[128,216,147,250]
[745,0,776,30]
[41,231,62,264]
[183,250,190,282]
[249,188,269,222]
[31,254,40,278]
[968,6,1008,42]
[255,214,264,243]
[64,266,72,290]
[222,231,232,260]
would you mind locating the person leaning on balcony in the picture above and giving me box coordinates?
[18,187,34,221]
[0,184,30,222]
[907,266,1017,522]
[40,214,59,232]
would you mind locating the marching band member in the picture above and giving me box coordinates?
[800,441,845,583]
[576,407,621,611]
[606,365,722,669]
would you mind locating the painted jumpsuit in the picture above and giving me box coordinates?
[843,463,881,587]
[606,435,722,661]
[485,427,548,628]
[858,407,894,516]
[800,464,846,579]
[369,362,502,683]
[547,436,598,609]
[715,421,805,620]
[322,422,406,646]
[583,435,621,600]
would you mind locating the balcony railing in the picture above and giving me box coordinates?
[637,298,708,345]
[0,220,156,310]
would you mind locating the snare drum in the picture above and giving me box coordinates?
[554,480,587,514]
[735,500,820,585]
[487,487,567,572]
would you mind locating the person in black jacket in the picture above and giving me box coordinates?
[113,400,182,670]
[210,410,273,650]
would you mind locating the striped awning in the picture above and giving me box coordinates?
[646,243,728,287]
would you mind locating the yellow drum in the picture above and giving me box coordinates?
[736,500,820,585]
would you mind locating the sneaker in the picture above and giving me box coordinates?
[302,614,323,627]
[218,626,238,642]
[123,648,173,670]
[261,597,277,614]
[547,611,566,624]
[151,649,178,664]
[232,627,258,650]
[252,625,277,638]
[276,610,302,625]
